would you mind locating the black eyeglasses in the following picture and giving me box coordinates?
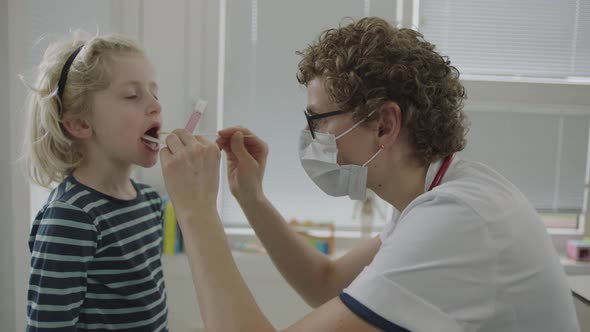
[304,109,346,139]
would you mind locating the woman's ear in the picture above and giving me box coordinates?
[61,116,93,139]
[377,101,402,146]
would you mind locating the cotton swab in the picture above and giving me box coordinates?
[141,132,255,144]
[142,98,254,145]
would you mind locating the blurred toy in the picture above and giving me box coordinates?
[353,189,386,238]
[567,239,590,262]
[289,219,335,255]
[162,197,183,255]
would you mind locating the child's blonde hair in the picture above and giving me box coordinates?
[23,31,145,188]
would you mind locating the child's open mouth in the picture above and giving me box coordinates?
[141,126,160,152]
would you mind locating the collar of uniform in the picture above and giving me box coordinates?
[423,156,459,192]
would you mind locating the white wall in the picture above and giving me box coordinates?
[0,0,16,330]
[5,0,33,330]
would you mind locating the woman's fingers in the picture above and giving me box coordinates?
[194,135,213,145]
[218,127,254,148]
[217,126,263,153]
[164,132,184,154]
[218,126,254,137]
[159,147,173,167]
[172,129,199,147]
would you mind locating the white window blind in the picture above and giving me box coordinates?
[221,0,396,226]
[419,0,590,216]
[419,0,590,78]
[459,106,589,213]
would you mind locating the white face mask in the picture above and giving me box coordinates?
[298,111,383,201]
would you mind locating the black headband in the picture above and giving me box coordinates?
[56,45,84,113]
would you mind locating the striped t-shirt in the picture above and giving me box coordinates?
[27,175,168,331]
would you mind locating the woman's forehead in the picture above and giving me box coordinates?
[307,78,338,114]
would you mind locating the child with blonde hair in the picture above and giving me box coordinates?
[24,32,168,331]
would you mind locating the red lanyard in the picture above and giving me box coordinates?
[428,155,453,191]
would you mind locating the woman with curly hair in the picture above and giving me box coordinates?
[160,17,579,331]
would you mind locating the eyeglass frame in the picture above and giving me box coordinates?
[303,109,347,139]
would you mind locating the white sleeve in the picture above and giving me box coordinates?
[343,194,497,332]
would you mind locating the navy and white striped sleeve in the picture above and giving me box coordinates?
[27,201,97,331]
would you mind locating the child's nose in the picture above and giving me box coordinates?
[148,100,161,115]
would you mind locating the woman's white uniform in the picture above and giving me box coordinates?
[341,158,580,332]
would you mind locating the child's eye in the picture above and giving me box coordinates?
[125,95,138,100]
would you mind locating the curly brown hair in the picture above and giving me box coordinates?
[296,17,468,165]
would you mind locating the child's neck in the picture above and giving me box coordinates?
[72,162,137,201]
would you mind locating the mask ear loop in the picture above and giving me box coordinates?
[362,145,385,167]
[335,110,378,140]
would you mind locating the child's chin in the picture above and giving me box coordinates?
[139,158,159,168]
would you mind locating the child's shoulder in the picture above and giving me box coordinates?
[34,177,96,226]
[45,176,92,208]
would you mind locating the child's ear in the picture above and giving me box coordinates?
[61,116,93,139]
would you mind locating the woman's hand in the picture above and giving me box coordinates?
[160,129,221,219]
[216,127,268,204]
